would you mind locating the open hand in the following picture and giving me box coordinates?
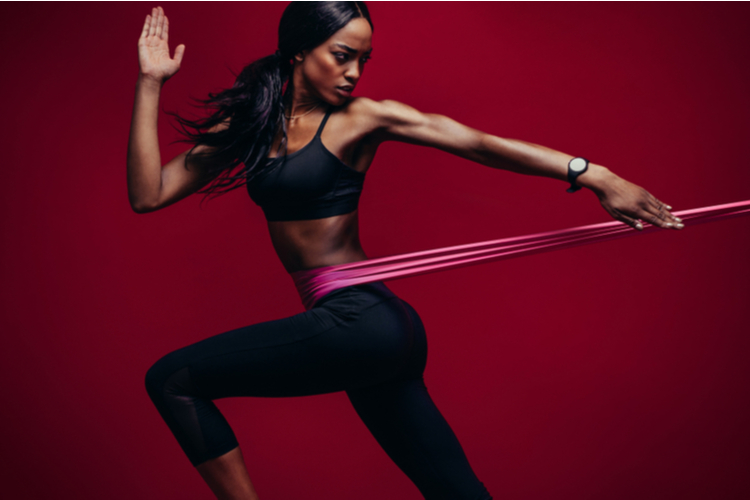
[138,6,184,82]
[595,172,684,231]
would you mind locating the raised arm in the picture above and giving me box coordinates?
[127,6,217,214]
[364,98,683,231]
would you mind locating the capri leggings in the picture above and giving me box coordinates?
[145,281,492,500]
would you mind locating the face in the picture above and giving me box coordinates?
[294,17,373,105]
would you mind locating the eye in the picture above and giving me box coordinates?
[333,52,371,64]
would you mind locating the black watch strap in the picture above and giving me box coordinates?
[566,157,589,193]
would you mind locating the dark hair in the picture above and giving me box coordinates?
[166,1,374,204]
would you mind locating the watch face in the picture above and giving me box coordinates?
[569,157,588,172]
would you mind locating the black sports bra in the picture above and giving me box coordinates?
[246,105,366,222]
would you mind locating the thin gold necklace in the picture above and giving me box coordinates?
[285,103,321,120]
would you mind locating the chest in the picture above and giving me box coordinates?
[245,137,366,222]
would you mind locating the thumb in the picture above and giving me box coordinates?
[173,44,186,66]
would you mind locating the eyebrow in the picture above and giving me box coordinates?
[333,42,373,55]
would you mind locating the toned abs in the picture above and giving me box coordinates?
[264,101,378,273]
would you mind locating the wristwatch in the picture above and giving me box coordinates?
[566,157,589,193]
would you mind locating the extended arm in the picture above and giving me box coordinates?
[366,98,683,231]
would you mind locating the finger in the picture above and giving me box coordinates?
[163,14,169,41]
[156,7,164,39]
[653,196,672,211]
[646,194,662,211]
[148,7,157,37]
[641,206,674,229]
[647,194,681,222]
[141,14,150,40]
[613,208,644,231]
[173,44,185,66]
[644,206,685,230]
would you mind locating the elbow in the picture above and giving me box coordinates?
[475,132,496,156]
[473,133,507,165]
[127,180,160,214]
[130,202,149,214]
[129,196,155,214]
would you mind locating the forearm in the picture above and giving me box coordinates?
[127,75,165,212]
[475,135,615,195]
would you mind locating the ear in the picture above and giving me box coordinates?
[294,49,308,63]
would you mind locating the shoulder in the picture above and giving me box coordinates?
[336,97,430,136]
[342,96,426,124]
[335,97,485,155]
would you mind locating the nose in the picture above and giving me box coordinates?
[344,62,362,83]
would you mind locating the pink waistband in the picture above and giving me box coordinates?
[289,199,750,311]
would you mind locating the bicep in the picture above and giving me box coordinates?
[372,99,486,163]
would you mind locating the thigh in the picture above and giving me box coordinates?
[346,377,491,500]
[152,284,422,400]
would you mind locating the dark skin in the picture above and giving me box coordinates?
[263,96,373,273]
[128,6,683,499]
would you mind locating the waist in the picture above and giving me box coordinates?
[289,259,374,310]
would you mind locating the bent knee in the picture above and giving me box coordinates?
[144,351,186,399]
[144,358,167,399]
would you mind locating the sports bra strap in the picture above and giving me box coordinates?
[314,105,333,138]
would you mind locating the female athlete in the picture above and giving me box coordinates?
[128,3,683,499]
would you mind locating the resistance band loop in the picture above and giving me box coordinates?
[289,200,750,310]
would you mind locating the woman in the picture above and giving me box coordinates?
[129,3,683,499]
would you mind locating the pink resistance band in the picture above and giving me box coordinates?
[289,200,750,310]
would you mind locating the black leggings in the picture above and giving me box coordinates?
[145,282,492,500]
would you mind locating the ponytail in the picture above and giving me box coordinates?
[165,49,293,203]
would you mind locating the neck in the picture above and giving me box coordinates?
[285,67,332,117]
[284,85,325,118]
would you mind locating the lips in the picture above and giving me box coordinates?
[337,85,354,92]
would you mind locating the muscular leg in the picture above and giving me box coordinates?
[347,377,492,500]
[144,284,417,497]
[345,299,492,500]
[145,284,491,499]
[196,447,259,500]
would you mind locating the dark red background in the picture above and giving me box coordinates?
[1,2,749,499]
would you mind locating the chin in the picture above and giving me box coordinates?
[333,93,352,105]
[317,92,339,106]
